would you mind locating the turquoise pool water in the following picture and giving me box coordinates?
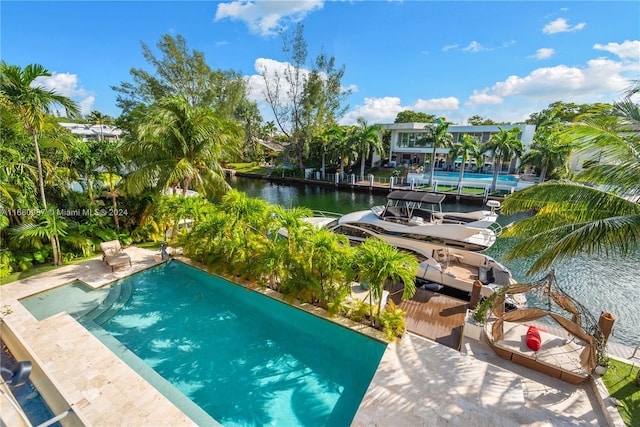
[430,172,518,185]
[101,262,386,426]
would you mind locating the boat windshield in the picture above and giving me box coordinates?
[381,190,445,222]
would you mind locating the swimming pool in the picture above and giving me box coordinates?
[407,171,518,187]
[98,262,385,426]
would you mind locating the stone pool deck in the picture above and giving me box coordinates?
[0,247,614,426]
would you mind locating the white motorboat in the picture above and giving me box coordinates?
[313,190,503,251]
[327,222,526,308]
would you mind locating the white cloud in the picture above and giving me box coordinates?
[343,83,359,93]
[491,58,628,101]
[543,18,586,34]
[33,72,94,115]
[79,96,95,115]
[340,97,404,124]
[215,0,324,36]
[465,89,503,106]
[340,96,459,125]
[447,40,515,53]
[414,97,459,111]
[463,41,485,53]
[594,40,640,60]
[533,48,555,60]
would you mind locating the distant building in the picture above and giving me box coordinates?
[58,122,123,142]
[381,123,536,174]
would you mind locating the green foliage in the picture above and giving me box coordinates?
[347,299,371,323]
[471,294,496,324]
[394,111,436,123]
[122,95,243,198]
[260,23,350,168]
[502,85,640,274]
[377,300,406,340]
[112,34,251,121]
[0,251,14,278]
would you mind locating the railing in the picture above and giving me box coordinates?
[309,209,342,218]
[300,171,522,200]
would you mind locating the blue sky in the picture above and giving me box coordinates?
[2,1,639,125]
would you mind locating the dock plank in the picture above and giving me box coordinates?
[389,284,468,349]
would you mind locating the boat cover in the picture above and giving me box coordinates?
[387,190,446,204]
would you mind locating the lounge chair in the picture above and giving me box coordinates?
[100,240,131,272]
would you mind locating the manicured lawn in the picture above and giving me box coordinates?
[226,162,270,175]
[602,358,640,426]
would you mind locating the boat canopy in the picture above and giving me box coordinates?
[386,190,446,204]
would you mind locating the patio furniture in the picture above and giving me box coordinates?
[100,240,131,272]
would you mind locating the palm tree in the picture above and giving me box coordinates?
[350,238,418,326]
[426,120,453,187]
[521,109,572,182]
[123,95,242,198]
[314,128,332,179]
[500,83,640,274]
[304,227,352,308]
[269,205,312,249]
[520,135,572,183]
[12,207,68,266]
[350,118,383,181]
[0,62,80,208]
[98,139,124,229]
[448,134,481,188]
[88,110,112,141]
[483,127,524,192]
[326,125,354,179]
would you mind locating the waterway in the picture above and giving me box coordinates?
[231,176,639,348]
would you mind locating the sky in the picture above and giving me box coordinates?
[2,1,639,125]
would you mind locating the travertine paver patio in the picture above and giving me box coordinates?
[353,334,607,426]
[1,247,608,426]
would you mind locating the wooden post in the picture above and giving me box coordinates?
[598,312,616,345]
[469,280,483,309]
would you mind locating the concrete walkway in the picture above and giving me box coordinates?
[1,248,613,426]
[353,334,606,426]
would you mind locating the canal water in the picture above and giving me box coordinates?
[231,177,639,348]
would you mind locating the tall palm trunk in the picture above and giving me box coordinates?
[32,130,61,265]
[31,131,47,208]
[539,160,549,183]
[458,155,466,188]
[109,172,120,230]
[360,152,366,181]
[491,158,502,192]
[428,145,437,186]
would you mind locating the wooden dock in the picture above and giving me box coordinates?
[388,284,469,350]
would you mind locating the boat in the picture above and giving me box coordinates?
[313,190,504,251]
[325,222,526,308]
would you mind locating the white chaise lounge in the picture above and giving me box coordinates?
[99,240,131,272]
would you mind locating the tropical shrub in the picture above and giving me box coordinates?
[377,300,407,340]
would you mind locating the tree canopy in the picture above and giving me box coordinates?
[394,110,435,123]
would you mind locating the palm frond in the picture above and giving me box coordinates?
[505,215,640,274]
[501,182,640,218]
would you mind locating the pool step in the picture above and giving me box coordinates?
[79,283,122,323]
[79,280,133,326]
[92,281,134,326]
